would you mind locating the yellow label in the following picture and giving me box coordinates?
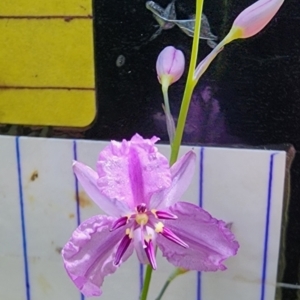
[0,0,95,127]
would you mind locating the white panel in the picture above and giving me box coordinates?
[0,137,26,300]
[17,137,79,300]
[0,136,287,300]
[200,148,285,300]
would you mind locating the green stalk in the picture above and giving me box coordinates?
[139,1,204,299]
[155,269,183,300]
[170,0,204,165]
[139,264,153,300]
[162,86,171,114]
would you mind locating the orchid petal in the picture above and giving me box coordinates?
[157,202,239,271]
[110,216,129,231]
[150,151,196,209]
[154,210,178,220]
[97,134,171,208]
[144,239,157,270]
[133,227,149,265]
[160,226,189,248]
[133,226,157,266]
[62,215,133,297]
[73,161,130,216]
[114,233,133,265]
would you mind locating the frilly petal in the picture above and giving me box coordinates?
[73,161,130,216]
[62,215,133,297]
[157,202,239,271]
[96,134,171,208]
[150,151,196,209]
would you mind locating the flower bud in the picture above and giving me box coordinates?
[156,46,185,91]
[225,0,284,43]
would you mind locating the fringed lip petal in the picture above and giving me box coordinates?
[150,151,196,209]
[62,215,133,297]
[96,134,172,209]
[73,161,130,216]
[156,202,239,271]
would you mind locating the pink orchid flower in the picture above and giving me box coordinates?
[62,134,239,297]
[156,46,185,91]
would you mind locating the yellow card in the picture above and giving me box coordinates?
[0,0,95,127]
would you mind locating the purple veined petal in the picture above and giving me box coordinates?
[114,231,133,265]
[144,239,157,270]
[73,161,130,216]
[153,209,178,220]
[133,226,157,266]
[110,216,130,231]
[62,215,134,297]
[157,202,239,271]
[157,224,189,248]
[150,151,196,209]
[96,134,171,208]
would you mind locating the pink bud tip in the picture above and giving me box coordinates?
[156,46,185,86]
[232,0,284,39]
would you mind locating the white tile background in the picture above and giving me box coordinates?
[0,136,286,300]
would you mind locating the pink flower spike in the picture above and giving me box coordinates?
[226,0,284,42]
[156,46,185,90]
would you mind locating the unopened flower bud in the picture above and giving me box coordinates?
[225,0,284,43]
[156,46,185,91]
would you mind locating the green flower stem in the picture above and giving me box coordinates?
[170,0,204,165]
[140,1,204,299]
[162,86,171,114]
[155,269,183,300]
[139,264,153,300]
